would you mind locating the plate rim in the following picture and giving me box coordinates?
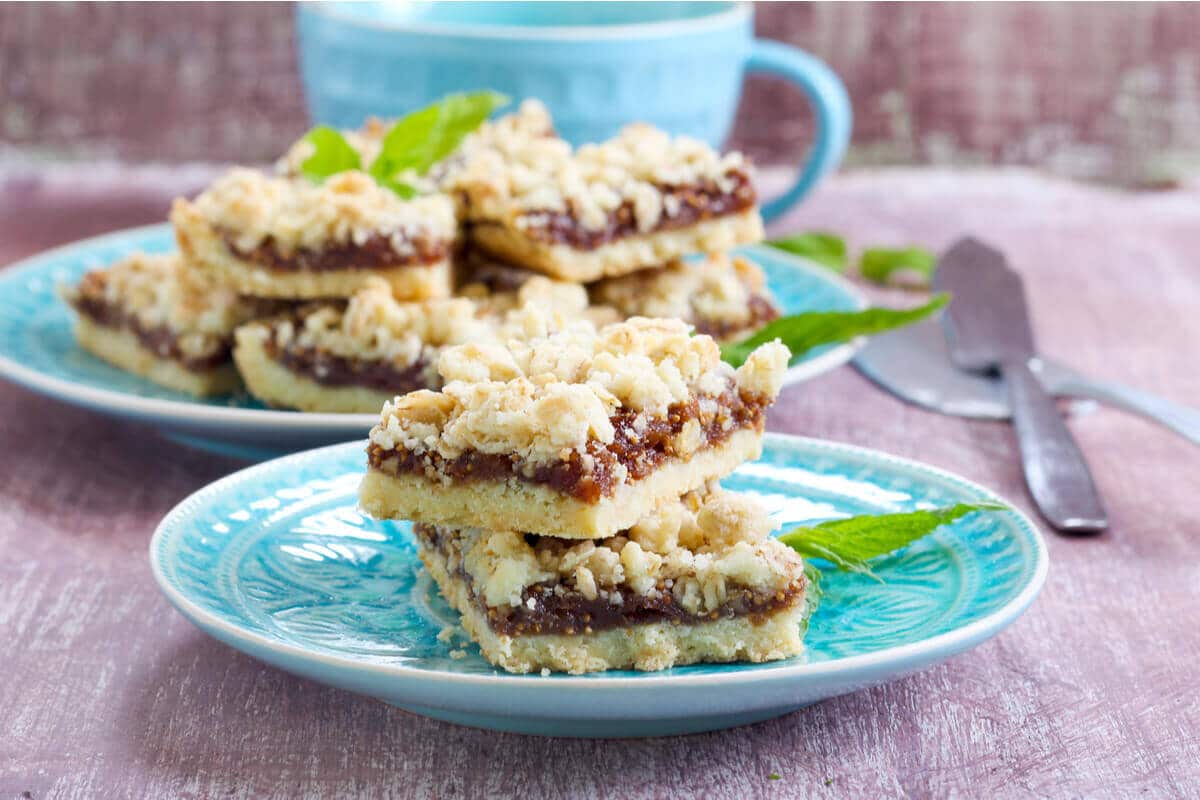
[149,432,1048,690]
[0,226,866,430]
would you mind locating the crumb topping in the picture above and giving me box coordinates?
[64,252,261,359]
[457,254,623,329]
[368,315,789,467]
[253,280,490,367]
[590,254,777,340]
[435,99,558,187]
[452,121,751,233]
[189,168,456,258]
[434,486,804,614]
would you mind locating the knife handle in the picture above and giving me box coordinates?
[1002,357,1108,533]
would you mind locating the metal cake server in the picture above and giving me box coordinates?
[932,237,1108,533]
[855,318,1200,445]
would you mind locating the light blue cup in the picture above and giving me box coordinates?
[296,2,851,222]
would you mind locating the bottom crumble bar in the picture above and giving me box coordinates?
[413,487,807,674]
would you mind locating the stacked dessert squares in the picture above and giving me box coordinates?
[65,98,782,416]
[359,309,809,674]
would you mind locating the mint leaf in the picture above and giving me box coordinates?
[299,126,362,182]
[719,293,949,367]
[369,91,509,191]
[378,179,419,200]
[860,246,937,286]
[798,561,824,636]
[780,503,1005,581]
[765,232,848,272]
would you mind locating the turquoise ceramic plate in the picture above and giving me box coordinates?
[0,224,865,461]
[150,434,1047,737]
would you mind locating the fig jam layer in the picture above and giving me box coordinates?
[72,294,230,372]
[262,320,434,393]
[520,172,757,250]
[221,229,450,272]
[368,386,768,503]
[415,524,805,636]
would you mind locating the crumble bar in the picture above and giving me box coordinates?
[233,280,490,413]
[415,486,807,673]
[171,169,457,300]
[359,314,790,539]
[450,123,765,282]
[590,253,780,343]
[63,252,265,396]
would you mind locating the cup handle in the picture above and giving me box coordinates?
[746,40,852,223]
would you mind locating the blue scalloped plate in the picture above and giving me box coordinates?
[0,224,865,461]
[150,434,1047,737]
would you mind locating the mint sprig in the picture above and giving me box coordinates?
[719,293,948,367]
[792,503,1004,633]
[300,91,510,197]
[782,503,1005,583]
[765,232,848,273]
[300,125,362,178]
[859,246,937,287]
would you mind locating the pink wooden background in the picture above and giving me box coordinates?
[3,3,1200,797]
[2,3,1200,185]
[2,167,1199,798]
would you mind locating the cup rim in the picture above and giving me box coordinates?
[299,1,751,40]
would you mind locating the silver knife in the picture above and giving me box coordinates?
[933,237,1108,534]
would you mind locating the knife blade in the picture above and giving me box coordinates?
[933,237,1107,534]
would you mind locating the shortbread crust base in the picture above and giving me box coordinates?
[173,200,453,301]
[419,541,805,674]
[75,316,241,397]
[469,209,765,283]
[232,326,396,413]
[359,427,763,539]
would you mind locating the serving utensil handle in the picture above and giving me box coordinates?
[1035,360,1200,446]
[1003,357,1108,534]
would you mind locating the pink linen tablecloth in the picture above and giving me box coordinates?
[1,167,1198,799]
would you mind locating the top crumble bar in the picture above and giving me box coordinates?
[359,312,790,539]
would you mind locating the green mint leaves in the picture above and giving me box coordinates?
[780,503,1005,582]
[369,90,509,197]
[790,503,1004,633]
[299,125,362,178]
[765,232,848,273]
[719,293,948,367]
[300,91,510,198]
[766,231,937,287]
[860,246,937,287]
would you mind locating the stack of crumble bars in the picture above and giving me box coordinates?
[359,311,809,674]
[60,99,809,672]
[63,101,782,413]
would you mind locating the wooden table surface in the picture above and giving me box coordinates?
[2,168,1198,799]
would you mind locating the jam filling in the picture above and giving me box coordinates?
[221,229,450,272]
[415,524,805,636]
[692,294,780,341]
[368,386,768,503]
[262,315,435,393]
[517,171,757,250]
[71,293,230,372]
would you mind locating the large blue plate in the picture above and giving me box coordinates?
[150,434,1047,737]
[0,224,865,460]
